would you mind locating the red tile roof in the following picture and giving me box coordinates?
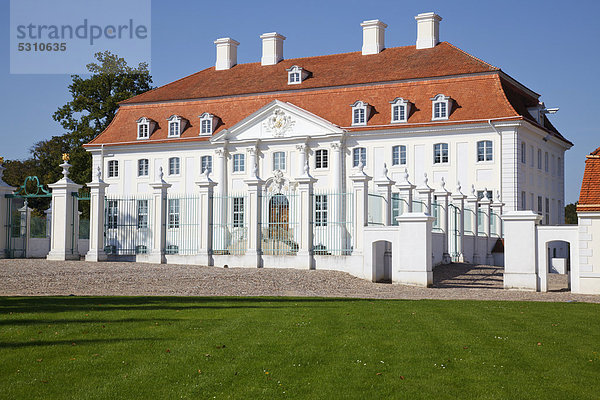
[578,146,600,212]
[85,42,570,148]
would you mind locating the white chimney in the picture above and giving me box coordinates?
[361,19,387,55]
[260,32,286,65]
[415,12,442,49]
[214,37,240,70]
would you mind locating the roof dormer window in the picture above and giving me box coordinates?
[136,117,154,140]
[167,115,183,137]
[286,65,309,85]
[431,94,452,121]
[199,113,217,136]
[351,101,370,126]
[390,97,411,123]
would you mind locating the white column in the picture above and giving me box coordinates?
[466,185,480,264]
[330,141,343,193]
[350,164,371,254]
[395,168,415,214]
[502,211,541,291]
[434,177,451,264]
[245,171,264,267]
[0,162,16,259]
[451,183,466,263]
[330,141,345,254]
[415,173,434,214]
[85,167,108,262]
[374,163,395,226]
[296,166,316,269]
[394,212,435,287]
[479,189,493,265]
[296,143,308,177]
[147,167,171,264]
[47,160,82,261]
[196,170,217,266]
[214,148,227,252]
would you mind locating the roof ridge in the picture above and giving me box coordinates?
[444,42,499,71]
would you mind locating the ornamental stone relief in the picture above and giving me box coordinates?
[265,169,297,194]
[263,109,295,137]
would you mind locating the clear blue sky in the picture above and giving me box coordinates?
[1,0,598,203]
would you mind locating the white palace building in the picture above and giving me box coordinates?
[71,12,574,285]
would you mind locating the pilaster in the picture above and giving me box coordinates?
[147,167,171,264]
[350,163,371,254]
[85,167,109,262]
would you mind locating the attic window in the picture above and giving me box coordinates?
[167,115,182,137]
[351,101,370,126]
[390,98,411,123]
[137,117,151,139]
[199,113,216,135]
[286,65,309,85]
[431,94,451,121]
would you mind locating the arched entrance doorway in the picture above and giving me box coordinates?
[269,193,289,234]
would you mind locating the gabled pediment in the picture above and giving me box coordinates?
[212,100,344,142]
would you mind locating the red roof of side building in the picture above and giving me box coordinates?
[578,146,600,212]
[85,42,570,147]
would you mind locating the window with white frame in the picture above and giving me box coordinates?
[477,140,493,162]
[537,195,543,216]
[137,200,148,229]
[287,65,303,84]
[315,149,328,169]
[521,142,526,164]
[168,199,180,229]
[201,155,212,173]
[107,200,118,229]
[530,146,534,167]
[315,195,328,226]
[431,94,451,120]
[537,149,542,169]
[433,143,449,164]
[545,197,550,225]
[107,160,118,178]
[137,118,150,139]
[351,101,369,126]
[138,159,149,177]
[544,152,549,172]
[392,145,406,166]
[353,147,366,168]
[233,154,245,172]
[273,152,286,171]
[168,157,180,175]
[390,98,410,123]
[199,113,215,135]
[521,191,527,210]
[233,197,244,227]
[168,117,181,137]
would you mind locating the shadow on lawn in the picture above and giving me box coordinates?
[0,337,162,349]
[0,318,182,326]
[0,296,363,314]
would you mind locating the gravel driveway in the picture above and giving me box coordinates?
[0,259,597,303]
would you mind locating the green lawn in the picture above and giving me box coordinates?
[0,297,599,399]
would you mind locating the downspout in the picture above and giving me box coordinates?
[100,144,105,180]
[488,120,503,203]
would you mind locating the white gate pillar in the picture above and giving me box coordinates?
[491,191,504,238]
[85,167,108,262]
[245,164,264,267]
[434,177,451,264]
[479,189,493,264]
[450,183,466,262]
[395,168,415,214]
[416,173,434,214]
[196,170,217,266]
[0,161,16,259]
[350,163,371,254]
[395,212,435,287]
[148,167,171,264]
[296,163,316,269]
[502,211,541,291]
[47,157,82,261]
[374,164,395,226]
[466,185,481,264]
[18,201,32,258]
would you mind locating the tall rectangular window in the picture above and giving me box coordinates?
[521,142,526,164]
[273,152,286,171]
[530,146,534,167]
[315,195,328,227]
[169,121,180,137]
[544,152,549,172]
[353,147,366,167]
[201,119,212,135]
[138,123,149,139]
[433,101,447,119]
[168,199,180,229]
[433,143,449,164]
[545,197,550,225]
[537,195,543,216]
[233,197,244,227]
[106,200,118,229]
[537,149,542,169]
[138,159,149,177]
[233,154,245,172]
[201,155,212,173]
[558,157,562,176]
[169,157,180,175]
[107,160,118,178]
[315,149,328,169]
[521,191,527,210]
[137,200,148,229]
[392,145,406,166]
[477,140,493,162]
[392,104,406,122]
[353,108,365,125]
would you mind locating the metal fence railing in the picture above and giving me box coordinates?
[104,194,153,256]
[367,193,385,226]
[312,191,354,256]
[464,208,476,235]
[211,193,248,255]
[260,191,300,256]
[165,194,202,256]
[30,215,46,238]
